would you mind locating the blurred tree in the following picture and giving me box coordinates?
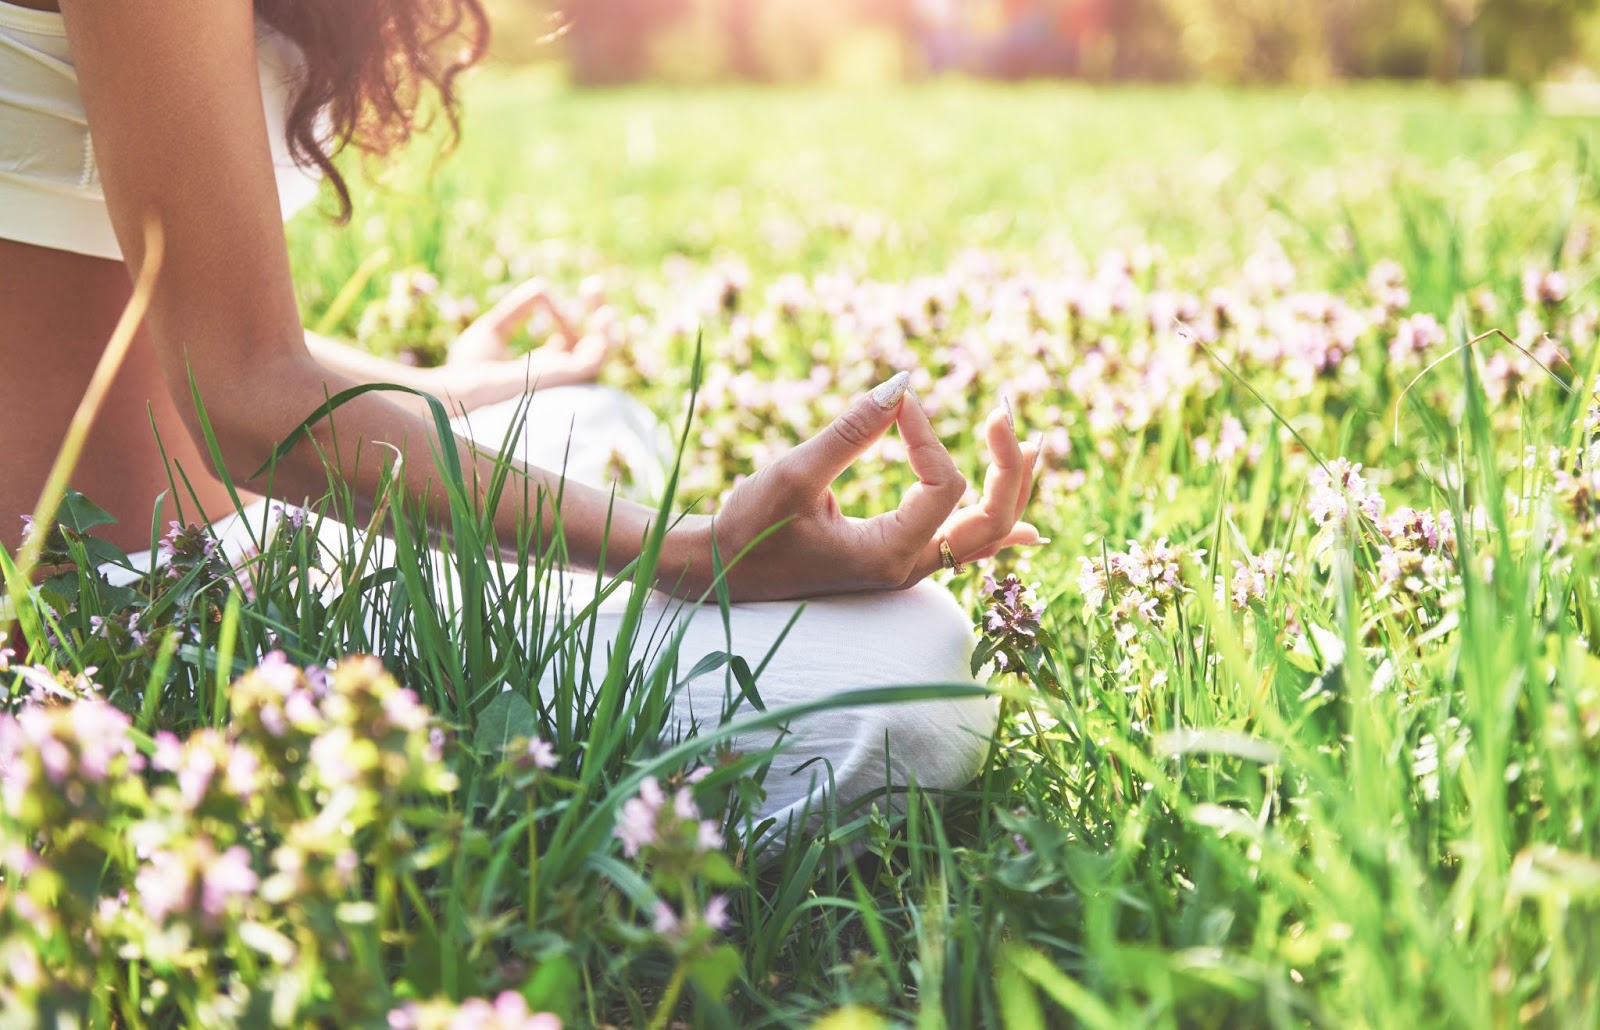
[1103,0,1187,79]
[1478,0,1599,83]
[565,0,692,84]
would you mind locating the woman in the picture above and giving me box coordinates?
[0,0,1043,835]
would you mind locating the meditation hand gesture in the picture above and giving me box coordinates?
[685,372,1043,602]
[439,277,619,411]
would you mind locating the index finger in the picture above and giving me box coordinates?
[863,390,966,552]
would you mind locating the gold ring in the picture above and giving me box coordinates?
[939,538,966,574]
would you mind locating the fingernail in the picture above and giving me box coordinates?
[1002,394,1016,432]
[870,371,912,409]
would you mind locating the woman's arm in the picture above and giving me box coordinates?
[62,0,1039,601]
[62,0,672,581]
[301,332,453,418]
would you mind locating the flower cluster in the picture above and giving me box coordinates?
[1193,414,1256,466]
[1301,455,1460,607]
[0,652,459,1024]
[1228,549,1296,612]
[1307,459,1386,535]
[158,520,233,586]
[1552,464,1600,540]
[1377,508,1457,603]
[1522,267,1569,308]
[1078,539,1199,670]
[1388,312,1445,366]
[614,768,737,962]
[981,574,1045,673]
[0,694,143,846]
[616,772,723,860]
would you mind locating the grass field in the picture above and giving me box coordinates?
[8,77,1600,1027]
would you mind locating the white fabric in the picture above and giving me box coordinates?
[118,386,998,840]
[0,5,321,260]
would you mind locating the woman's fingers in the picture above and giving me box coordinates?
[930,407,1028,563]
[972,408,1029,532]
[960,522,1044,563]
[486,279,581,346]
[478,279,546,339]
[892,418,1042,586]
[860,382,968,559]
[781,373,914,498]
[899,514,1044,587]
[760,379,1041,592]
[1014,439,1041,521]
[450,278,547,364]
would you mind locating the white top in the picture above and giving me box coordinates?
[0,3,321,261]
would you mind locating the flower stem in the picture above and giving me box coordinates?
[646,961,688,1030]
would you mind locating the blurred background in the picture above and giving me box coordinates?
[488,0,1600,87]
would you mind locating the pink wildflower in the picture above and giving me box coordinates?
[1522,267,1569,307]
[200,846,259,920]
[522,736,557,771]
[1307,459,1385,531]
[616,777,664,857]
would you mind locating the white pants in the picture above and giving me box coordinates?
[126,387,998,839]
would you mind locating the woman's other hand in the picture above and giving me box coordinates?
[678,372,1043,602]
[439,276,619,411]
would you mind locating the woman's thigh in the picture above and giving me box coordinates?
[548,580,998,835]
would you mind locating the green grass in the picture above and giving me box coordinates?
[293,77,1595,312]
[9,78,1600,1027]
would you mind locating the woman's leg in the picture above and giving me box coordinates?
[465,387,997,837]
[540,579,998,843]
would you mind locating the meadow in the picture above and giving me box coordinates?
[6,76,1600,1027]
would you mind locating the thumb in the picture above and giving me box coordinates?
[780,371,912,492]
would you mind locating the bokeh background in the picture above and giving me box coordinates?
[490,0,1600,87]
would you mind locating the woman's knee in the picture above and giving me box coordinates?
[853,579,983,689]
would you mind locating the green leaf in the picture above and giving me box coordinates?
[698,850,744,888]
[689,942,742,998]
[474,690,539,757]
[521,954,580,1018]
[685,651,768,716]
[728,654,766,713]
[56,489,118,534]
[685,650,735,682]
[970,637,999,677]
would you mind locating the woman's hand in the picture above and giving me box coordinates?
[675,372,1042,602]
[437,277,619,411]
[432,336,615,412]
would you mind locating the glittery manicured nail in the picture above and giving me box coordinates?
[1002,394,1016,432]
[870,371,912,409]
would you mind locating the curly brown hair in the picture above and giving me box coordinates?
[252,0,490,221]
